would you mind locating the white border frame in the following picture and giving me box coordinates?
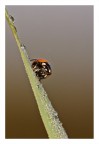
[0,0,99,144]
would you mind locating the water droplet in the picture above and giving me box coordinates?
[36,84,39,88]
[14,26,17,32]
[54,112,58,119]
[20,44,26,50]
[9,15,14,23]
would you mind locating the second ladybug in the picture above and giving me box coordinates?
[30,58,52,80]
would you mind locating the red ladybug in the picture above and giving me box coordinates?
[30,58,52,80]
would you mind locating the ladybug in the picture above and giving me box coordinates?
[30,58,52,80]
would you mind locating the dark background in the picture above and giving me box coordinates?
[6,6,93,138]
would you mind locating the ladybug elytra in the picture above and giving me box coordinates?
[30,58,52,80]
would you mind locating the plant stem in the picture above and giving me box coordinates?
[5,9,68,138]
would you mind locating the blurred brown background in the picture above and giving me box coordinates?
[6,6,93,138]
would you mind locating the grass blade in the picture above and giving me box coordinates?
[5,9,68,138]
